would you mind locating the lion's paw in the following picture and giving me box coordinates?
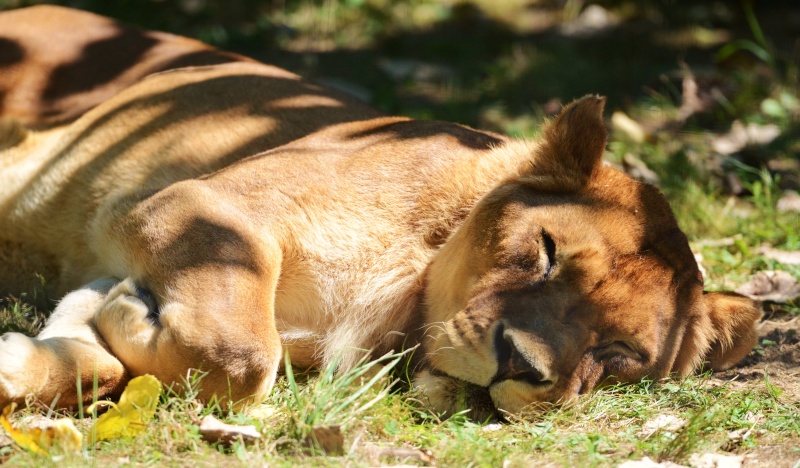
[0,332,44,405]
[94,278,160,375]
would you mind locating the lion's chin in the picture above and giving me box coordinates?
[412,369,498,422]
[413,368,567,421]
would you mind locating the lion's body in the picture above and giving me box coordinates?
[1,59,381,301]
[0,6,761,418]
[0,5,248,128]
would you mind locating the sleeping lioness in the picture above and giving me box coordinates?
[0,6,761,419]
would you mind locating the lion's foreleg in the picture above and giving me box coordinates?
[93,267,283,408]
[0,278,129,407]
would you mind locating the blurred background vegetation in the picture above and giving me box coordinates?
[0,0,796,128]
[0,0,798,299]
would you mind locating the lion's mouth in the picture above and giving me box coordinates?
[490,370,554,388]
[422,364,560,421]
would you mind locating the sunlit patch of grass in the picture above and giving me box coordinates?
[2,360,798,465]
[267,0,451,51]
[281,348,407,451]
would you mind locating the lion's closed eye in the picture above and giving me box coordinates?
[595,341,639,359]
[541,229,556,279]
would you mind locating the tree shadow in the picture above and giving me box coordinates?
[0,6,248,128]
[239,0,798,133]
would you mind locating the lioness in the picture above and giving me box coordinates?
[0,6,761,419]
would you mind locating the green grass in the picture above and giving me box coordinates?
[2,370,798,466]
[0,295,48,337]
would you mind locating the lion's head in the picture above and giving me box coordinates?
[416,96,762,418]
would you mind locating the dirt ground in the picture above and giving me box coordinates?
[712,306,800,468]
[716,308,800,399]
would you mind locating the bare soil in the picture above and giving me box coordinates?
[713,308,800,468]
[716,311,800,399]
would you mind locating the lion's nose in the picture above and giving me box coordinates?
[492,322,557,387]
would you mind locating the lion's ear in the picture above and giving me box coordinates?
[701,291,762,370]
[522,95,607,191]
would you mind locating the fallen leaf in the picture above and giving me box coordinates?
[623,153,660,184]
[618,456,686,467]
[0,404,82,454]
[711,120,780,155]
[776,190,800,213]
[1,405,45,454]
[693,235,742,248]
[742,411,763,424]
[758,247,800,265]
[688,452,742,468]
[198,415,261,444]
[639,414,687,438]
[726,428,752,442]
[735,270,800,303]
[88,374,162,441]
[678,72,702,121]
[482,422,503,432]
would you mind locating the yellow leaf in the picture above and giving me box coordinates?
[34,418,83,453]
[1,404,45,454]
[0,404,82,454]
[89,374,162,441]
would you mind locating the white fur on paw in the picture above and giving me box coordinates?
[94,278,158,374]
[0,333,42,402]
[39,278,119,341]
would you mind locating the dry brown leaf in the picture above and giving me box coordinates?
[735,271,800,303]
[198,415,261,444]
[304,425,344,455]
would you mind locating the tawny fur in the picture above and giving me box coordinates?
[0,7,761,417]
